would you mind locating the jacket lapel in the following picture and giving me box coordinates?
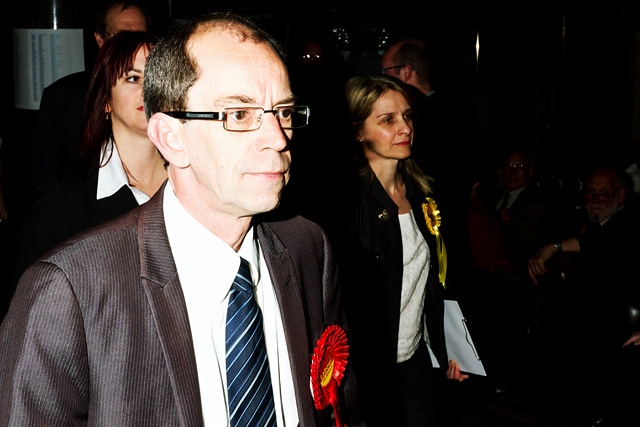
[137,183,205,426]
[256,221,319,426]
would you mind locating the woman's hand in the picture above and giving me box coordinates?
[446,359,470,382]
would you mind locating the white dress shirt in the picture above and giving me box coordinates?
[494,185,526,211]
[163,181,298,426]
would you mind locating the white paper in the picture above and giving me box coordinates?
[13,29,84,110]
[443,300,486,376]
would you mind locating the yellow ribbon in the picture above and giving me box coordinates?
[422,197,447,288]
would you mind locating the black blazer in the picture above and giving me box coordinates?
[13,159,139,285]
[340,170,448,382]
[496,182,556,268]
[1,181,364,427]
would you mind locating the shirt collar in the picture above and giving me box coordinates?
[97,139,129,200]
[163,180,259,303]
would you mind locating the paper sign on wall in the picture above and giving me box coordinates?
[13,29,84,110]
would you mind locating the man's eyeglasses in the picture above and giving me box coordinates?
[163,106,310,132]
[584,188,621,203]
[380,64,406,74]
[503,163,529,172]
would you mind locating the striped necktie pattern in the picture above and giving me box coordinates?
[225,257,277,427]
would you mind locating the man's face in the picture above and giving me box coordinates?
[500,150,533,192]
[95,6,148,48]
[380,43,403,77]
[178,29,293,219]
[584,170,625,222]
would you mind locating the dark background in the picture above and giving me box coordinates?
[1,0,640,220]
[4,2,640,163]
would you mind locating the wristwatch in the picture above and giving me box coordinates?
[553,241,563,252]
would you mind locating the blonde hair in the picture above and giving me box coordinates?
[344,74,433,195]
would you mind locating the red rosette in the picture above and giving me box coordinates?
[310,325,349,427]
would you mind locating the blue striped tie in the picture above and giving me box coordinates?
[226,257,277,427]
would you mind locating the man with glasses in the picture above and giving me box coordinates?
[471,147,556,275]
[0,12,364,427]
[528,163,635,283]
[34,0,150,181]
[527,164,640,426]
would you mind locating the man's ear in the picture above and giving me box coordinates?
[400,64,413,83]
[618,186,627,203]
[147,113,190,168]
[94,31,106,48]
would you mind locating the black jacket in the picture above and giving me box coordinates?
[339,170,448,382]
[13,158,139,286]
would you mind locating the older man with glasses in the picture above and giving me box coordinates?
[527,163,640,426]
[528,163,636,282]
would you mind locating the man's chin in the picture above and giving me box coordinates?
[250,194,282,214]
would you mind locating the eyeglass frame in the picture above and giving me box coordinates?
[583,187,622,204]
[163,106,310,132]
[380,64,407,74]
[502,163,530,173]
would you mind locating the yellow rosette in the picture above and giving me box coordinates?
[422,197,447,288]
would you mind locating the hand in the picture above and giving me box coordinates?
[623,330,640,347]
[446,359,469,382]
[527,243,555,285]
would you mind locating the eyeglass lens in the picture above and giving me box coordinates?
[225,107,308,131]
[584,191,617,203]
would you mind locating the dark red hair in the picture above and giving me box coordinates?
[78,30,157,167]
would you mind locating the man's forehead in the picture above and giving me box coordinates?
[187,29,290,104]
[108,7,147,30]
[587,172,616,188]
[381,45,399,64]
[190,29,271,63]
[506,152,527,163]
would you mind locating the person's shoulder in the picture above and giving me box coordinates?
[261,213,324,234]
[41,71,91,95]
[45,204,142,257]
[257,213,327,249]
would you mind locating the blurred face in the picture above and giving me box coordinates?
[299,41,325,66]
[107,46,150,136]
[178,29,292,218]
[380,43,403,77]
[96,6,148,47]
[584,170,625,222]
[500,150,533,191]
[359,90,413,164]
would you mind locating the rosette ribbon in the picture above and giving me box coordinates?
[422,197,447,288]
[310,325,349,427]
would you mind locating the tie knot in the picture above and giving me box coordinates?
[233,257,253,294]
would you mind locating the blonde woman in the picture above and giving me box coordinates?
[340,74,467,427]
